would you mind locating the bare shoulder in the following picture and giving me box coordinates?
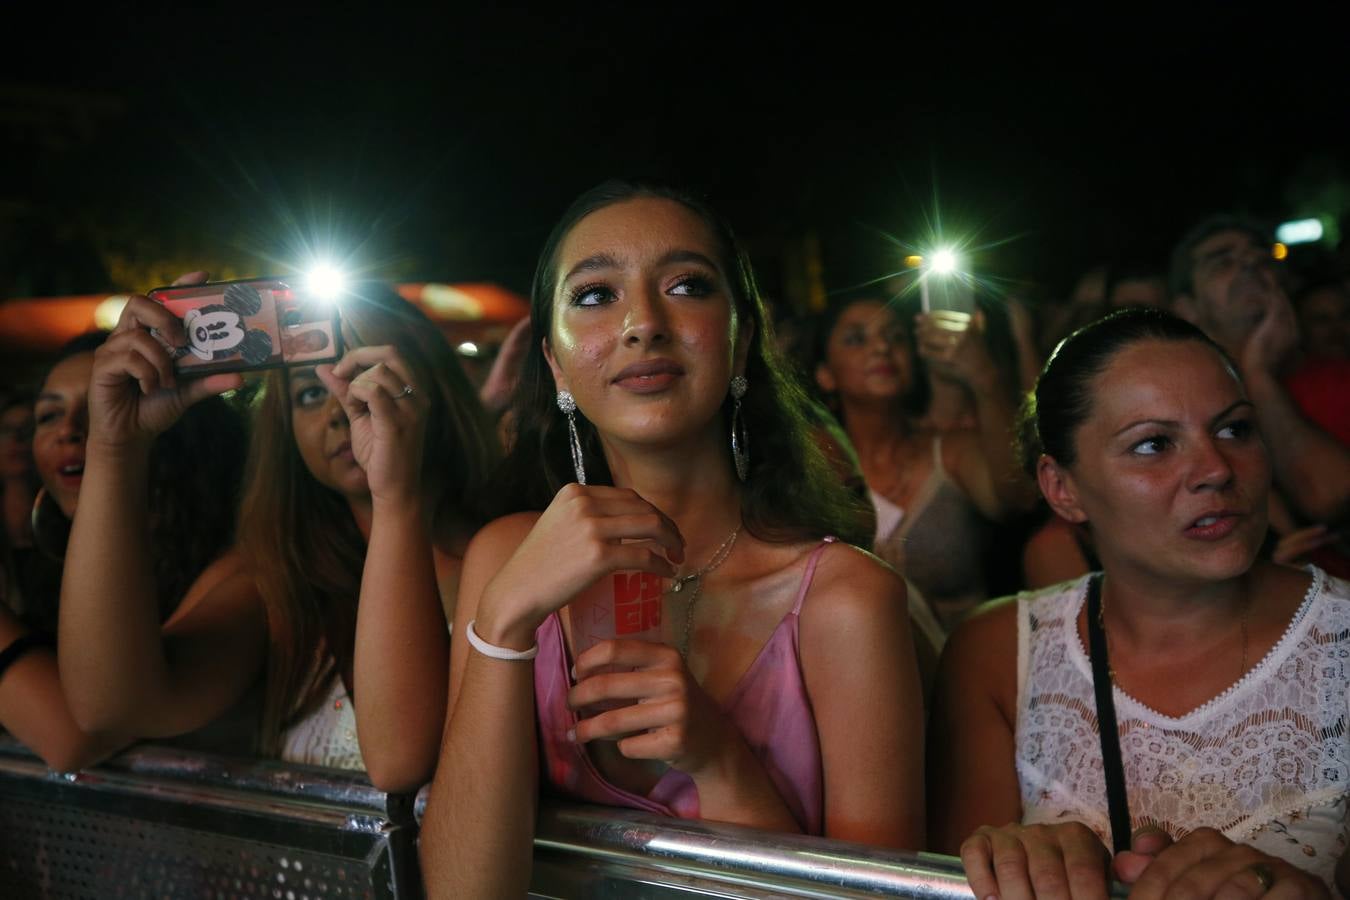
[945,594,1019,662]
[798,540,908,631]
[937,592,1023,720]
[462,512,543,568]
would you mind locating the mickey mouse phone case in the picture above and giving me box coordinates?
[147,276,343,375]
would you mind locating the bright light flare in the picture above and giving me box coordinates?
[929,249,959,275]
[1275,218,1324,246]
[95,295,130,331]
[306,263,348,300]
[456,341,481,357]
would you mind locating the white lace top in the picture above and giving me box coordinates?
[1016,568,1350,887]
[278,677,364,771]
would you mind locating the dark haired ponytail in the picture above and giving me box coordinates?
[1017,307,1232,476]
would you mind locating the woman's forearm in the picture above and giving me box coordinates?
[353,501,448,792]
[57,442,167,733]
[1,610,128,772]
[419,651,540,898]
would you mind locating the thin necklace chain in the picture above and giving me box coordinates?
[1098,586,1250,688]
[672,526,741,658]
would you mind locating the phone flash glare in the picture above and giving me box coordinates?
[929,249,959,275]
[307,264,348,301]
[1275,218,1324,246]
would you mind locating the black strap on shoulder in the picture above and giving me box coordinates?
[1085,575,1132,854]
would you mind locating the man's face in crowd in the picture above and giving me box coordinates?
[1176,229,1281,352]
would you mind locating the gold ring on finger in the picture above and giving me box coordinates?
[1247,862,1275,893]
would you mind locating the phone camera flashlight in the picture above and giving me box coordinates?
[929,249,959,275]
[307,264,348,301]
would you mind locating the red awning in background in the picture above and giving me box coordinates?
[0,283,530,353]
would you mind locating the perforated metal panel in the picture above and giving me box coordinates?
[0,793,391,900]
[0,740,418,900]
[0,793,382,900]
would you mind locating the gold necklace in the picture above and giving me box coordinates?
[1097,588,1250,688]
[670,526,741,658]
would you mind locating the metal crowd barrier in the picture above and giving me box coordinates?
[519,804,976,899]
[0,736,1016,899]
[0,737,419,899]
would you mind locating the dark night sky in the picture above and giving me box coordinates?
[4,5,1348,302]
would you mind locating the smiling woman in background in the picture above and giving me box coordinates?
[1,332,246,771]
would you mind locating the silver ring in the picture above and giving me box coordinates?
[396,384,415,398]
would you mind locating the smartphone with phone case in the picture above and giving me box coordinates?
[147,276,343,376]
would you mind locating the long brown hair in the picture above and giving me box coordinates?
[239,283,498,755]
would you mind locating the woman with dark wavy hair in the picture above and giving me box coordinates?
[1,331,247,771]
[420,179,925,897]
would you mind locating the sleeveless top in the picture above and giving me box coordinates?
[533,540,834,834]
[1016,569,1350,887]
[872,436,988,633]
[278,677,364,771]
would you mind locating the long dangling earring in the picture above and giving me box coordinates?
[556,390,587,485]
[29,485,46,539]
[30,486,70,561]
[730,375,749,482]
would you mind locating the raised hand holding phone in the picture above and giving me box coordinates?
[90,274,243,451]
[147,275,342,376]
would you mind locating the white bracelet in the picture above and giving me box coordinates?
[465,619,539,661]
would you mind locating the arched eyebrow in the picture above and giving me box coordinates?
[1208,399,1254,427]
[36,392,64,405]
[657,249,719,271]
[562,253,623,283]
[1111,400,1254,437]
[561,250,720,285]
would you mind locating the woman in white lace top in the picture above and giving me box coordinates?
[930,308,1341,899]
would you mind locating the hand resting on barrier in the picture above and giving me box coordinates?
[961,822,1329,900]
